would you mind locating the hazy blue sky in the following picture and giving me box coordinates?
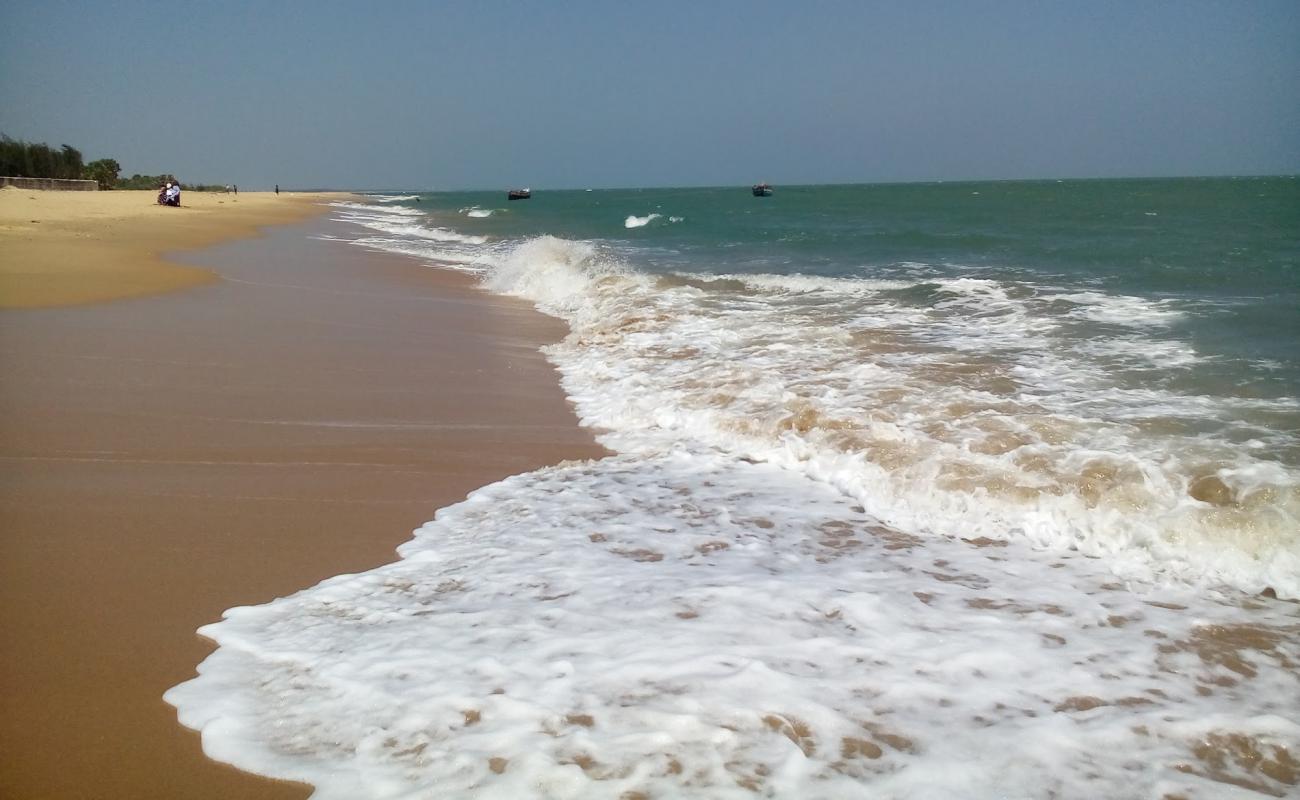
[1,1,1296,190]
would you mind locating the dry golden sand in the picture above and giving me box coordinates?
[0,187,336,307]
[0,201,607,798]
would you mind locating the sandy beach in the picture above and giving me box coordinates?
[0,188,334,308]
[0,194,606,798]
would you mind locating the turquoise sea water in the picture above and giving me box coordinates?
[422,177,1300,396]
[168,178,1300,799]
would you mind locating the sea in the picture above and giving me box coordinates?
[167,178,1300,799]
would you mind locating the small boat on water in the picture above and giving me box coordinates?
[752,183,773,197]
[507,188,531,200]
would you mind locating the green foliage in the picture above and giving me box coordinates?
[116,173,176,190]
[0,135,84,179]
[3,133,234,191]
[83,158,121,189]
[60,144,83,179]
[115,174,236,192]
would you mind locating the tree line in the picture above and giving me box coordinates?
[2,134,228,191]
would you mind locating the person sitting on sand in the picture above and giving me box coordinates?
[164,181,181,207]
[157,181,169,205]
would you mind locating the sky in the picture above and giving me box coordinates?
[1,1,1297,191]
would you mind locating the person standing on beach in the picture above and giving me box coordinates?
[275,184,279,195]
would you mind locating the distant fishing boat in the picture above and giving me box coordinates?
[752,183,773,197]
[507,188,531,200]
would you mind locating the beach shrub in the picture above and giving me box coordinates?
[83,158,120,190]
[116,173,176,190]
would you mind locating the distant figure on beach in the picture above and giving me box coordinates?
[157,181,168,205]
[233,184,237,195]
[275,184,279,195]
[162,181,181,207]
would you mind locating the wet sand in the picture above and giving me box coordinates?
[0,216,607,798]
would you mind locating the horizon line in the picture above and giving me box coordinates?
[335,171,1300,195]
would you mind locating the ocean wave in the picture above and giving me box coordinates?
[329,200,422,217]
[331,203,487,246]
[330,221,1300,597]
[484,235,636,310]
[475,238,1300,598]
[624,213,662,229]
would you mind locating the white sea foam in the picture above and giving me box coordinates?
[167,454,1300,799]
[1071,336,1201,369]
[329,202,488,269]
[712,273,913,295]
[329,200,423,217]
[337,213,484,244]
[368,194,421,203]
[462,206,496,218]
[482,236,635,310]
[1054,291,1186,327]
[624,213,662,228]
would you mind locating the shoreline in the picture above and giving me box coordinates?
[0,209,607,798]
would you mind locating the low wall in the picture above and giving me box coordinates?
[1,176,99,191]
